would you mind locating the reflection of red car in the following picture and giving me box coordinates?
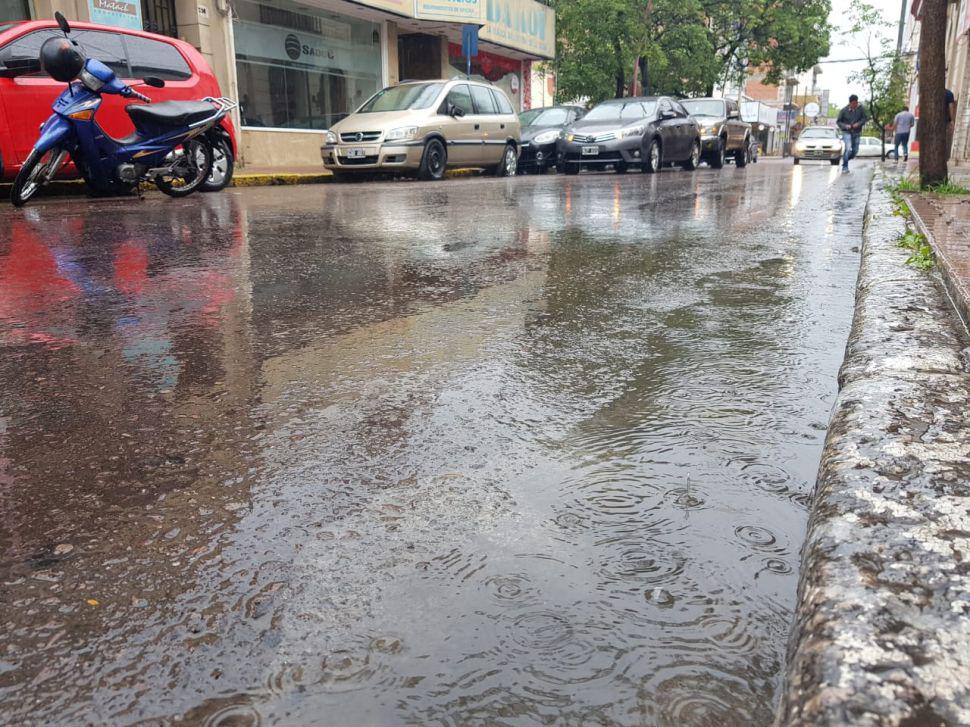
[0,20,236,180]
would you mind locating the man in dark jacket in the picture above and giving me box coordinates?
[837,94,868,173]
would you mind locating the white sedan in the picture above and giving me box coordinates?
[855,136,889,158]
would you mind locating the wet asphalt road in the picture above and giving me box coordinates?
[0,160,873,725]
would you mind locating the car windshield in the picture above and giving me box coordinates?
[584,101,656,122]
[800,128,838,139]
[357,83,444,113]
[521,108,570,127]
[682,100,725,117]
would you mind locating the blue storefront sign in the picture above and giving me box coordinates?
[88,0,143,31]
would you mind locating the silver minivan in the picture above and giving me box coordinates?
[321,79,521,181]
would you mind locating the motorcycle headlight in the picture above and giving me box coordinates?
[533,130,560,144]
[385,126,418,141]
[79,67,104,92]
[620,125,645,138]
[325,130,338,145]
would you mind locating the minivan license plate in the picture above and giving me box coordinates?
[346,148,366,158]
[581,145,599,156]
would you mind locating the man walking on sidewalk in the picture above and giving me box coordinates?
[837,94,868,173]
[891,106,916,161]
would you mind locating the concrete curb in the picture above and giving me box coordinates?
[908,196,970,331]
[0,166,485,197]
[231,172,331,187]
[777,171,970,726]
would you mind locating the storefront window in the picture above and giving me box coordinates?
[448,43,522,112]
[0,0,31,21]
[234,0,382,131]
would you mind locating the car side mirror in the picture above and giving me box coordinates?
[143,76,166,88]
[449,104,465,119]
[55,11,71,35]
[0,57,41,77]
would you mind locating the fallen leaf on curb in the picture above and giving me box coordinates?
[86,599,99,606]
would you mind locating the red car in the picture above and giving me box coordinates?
[0,19,236,189]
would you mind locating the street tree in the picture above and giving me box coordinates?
[552,0,831,104]
[845,0,911,160]
[701,0,833,91]
[918,0,948,185]
[552,0,640,104]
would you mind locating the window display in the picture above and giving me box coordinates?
[448,43,521,112]
[234,0,381,130]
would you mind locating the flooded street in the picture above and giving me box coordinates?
[0,162,871,725]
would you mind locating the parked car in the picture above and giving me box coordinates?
[792,126,844,165]
[557,96,700,175]
[321,79,520,181]
[0,19,236,190]
[681,97,751,168]
[517,104,585,174]
[855,135,888,158]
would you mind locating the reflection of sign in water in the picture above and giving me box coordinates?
[88,0,142,30]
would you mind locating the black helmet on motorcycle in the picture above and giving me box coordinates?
[40,36,84,83]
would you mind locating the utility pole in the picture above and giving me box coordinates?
[919,0,948,185]
[897,0,908,55]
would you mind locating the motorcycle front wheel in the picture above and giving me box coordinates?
[155,139,213,198]
[11,147,67,207]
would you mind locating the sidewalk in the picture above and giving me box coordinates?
[233,164,331,186]
[907,191,970,327]
[778,170,970,727]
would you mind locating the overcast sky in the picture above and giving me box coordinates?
[810,0,907,106]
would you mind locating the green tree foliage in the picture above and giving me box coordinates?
[845,0,911,152]
[552,0,832,103]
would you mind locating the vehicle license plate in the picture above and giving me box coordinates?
[581,145,599,156]
[346,148,366,158]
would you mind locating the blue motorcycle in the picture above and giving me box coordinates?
[10,12,236,207]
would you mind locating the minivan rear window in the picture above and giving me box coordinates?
[470,85,496,114]
[491,89,514,115]
[124,35,191,80]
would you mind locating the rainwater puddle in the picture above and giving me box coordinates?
[0,164,871,724]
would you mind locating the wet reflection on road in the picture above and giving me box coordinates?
[0,163,872,725]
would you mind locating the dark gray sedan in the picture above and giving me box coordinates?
[518,105,586,174]
[557,96,701,175]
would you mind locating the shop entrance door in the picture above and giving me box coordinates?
[398,33,441,81]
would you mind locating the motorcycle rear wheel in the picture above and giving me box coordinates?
[155,139,213,198]
[11,147,66,207]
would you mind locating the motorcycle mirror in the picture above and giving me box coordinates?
[54,11,71,35]
[143,76,166,88]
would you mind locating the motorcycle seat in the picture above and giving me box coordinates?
[126,101,215,127]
